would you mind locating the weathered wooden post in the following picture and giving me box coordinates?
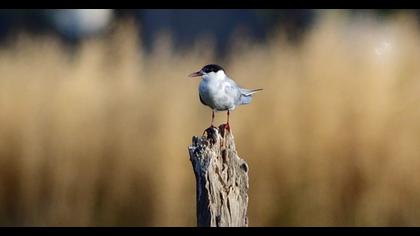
[188,124,249,227]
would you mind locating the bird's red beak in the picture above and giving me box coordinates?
[189,71,203,78]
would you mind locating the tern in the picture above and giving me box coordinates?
[189,64,262,130]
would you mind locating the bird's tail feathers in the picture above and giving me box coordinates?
[240,88,263,96]
[240,89,263,104]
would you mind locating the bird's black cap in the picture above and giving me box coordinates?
[201,64,225,73]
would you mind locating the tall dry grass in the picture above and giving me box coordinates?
[0,12,420,226]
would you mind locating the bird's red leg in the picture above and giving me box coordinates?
[220,110,230,148]
[204,111,216,136]
[225,110,231,132]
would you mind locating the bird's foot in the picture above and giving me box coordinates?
[219,123,231,149]
[225,123,230,132]
[219,123,231,140]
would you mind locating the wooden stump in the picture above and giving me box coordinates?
[188,124,249,227]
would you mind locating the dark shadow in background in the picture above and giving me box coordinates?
[0,9,417,58]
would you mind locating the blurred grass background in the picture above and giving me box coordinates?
[0,10,420,226]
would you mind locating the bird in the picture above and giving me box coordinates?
[189,64,262,131]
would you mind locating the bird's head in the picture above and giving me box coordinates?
[189,64,226,80]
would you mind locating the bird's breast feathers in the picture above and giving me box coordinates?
[199,79,239,111]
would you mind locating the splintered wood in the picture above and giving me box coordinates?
[188,125,249,227]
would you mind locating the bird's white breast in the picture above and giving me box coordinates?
[199,72,238,111]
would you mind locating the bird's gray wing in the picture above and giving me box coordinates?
[224,79,238,93]
[224,78,242,106]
